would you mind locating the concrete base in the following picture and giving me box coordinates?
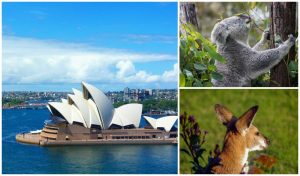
[16,133,177,146]
[16,133,40,145]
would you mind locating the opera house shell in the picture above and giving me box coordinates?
[47,82,144,130]
[47,81,177,131]
[144,116,178,132]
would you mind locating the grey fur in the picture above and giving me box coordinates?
[211,15,296,87]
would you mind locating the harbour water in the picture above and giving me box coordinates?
[2,109,178,174]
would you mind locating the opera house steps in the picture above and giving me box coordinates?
[42,128,58,134]
[16,82,178,146]
[44,125,59,130]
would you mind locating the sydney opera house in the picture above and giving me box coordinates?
[16,82,178,146]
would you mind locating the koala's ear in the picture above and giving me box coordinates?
[211,22,229,45]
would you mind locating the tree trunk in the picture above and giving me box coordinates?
[180,2,200,31]
[269,2,296,87]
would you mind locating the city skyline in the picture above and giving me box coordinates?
[3,2,178,91]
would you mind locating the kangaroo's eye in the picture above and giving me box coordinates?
[255,132,260,136]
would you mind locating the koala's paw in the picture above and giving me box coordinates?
[287,34,296,43]
[263,29,270,41]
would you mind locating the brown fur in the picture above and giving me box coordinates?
[211,104,269,174]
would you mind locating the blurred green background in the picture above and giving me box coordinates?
[180,89,298,174]
[192,2,270,46]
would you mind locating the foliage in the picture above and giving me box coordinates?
[180,112,211,173]
[288,59,298,86]
[180,89,298,174]
[180,24,225,87]
[248,154,277,174]
[2,98,24,107]
[287,38,298,86]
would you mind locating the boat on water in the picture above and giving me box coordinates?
[16,82,178,146]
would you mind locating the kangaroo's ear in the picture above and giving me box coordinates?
[236,106,258,134]
[215,104,233,126]
[211,22,229,45]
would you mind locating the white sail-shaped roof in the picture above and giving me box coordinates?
[143,116,178,132]
[48,102,72,124]
[110,103,142,127]
[47,105,53,114]
[69,89,103,129]
[87,99,103,128]
[70,104,87,127]
[144,116,157,128]
[68,94,90,126]
[156,116,178,132]
[48,102,87,128]
[82,82,114,129]
[61,98,68,104]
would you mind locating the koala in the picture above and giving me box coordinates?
[211,14,296,87]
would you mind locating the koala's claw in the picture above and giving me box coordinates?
[262,29,270,41]
[288,34,296,43]
[263,29,270,34]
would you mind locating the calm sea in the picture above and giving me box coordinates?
[2,109,178,174]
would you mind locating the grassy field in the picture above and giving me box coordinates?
[180,89,298,174]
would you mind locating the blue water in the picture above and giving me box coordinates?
[2,109,178,174]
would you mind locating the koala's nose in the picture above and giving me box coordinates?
[238,14,251,23]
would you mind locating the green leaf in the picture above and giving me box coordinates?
[203,45,226,63]
[207,65,217,71]
[209,58,215,65]
[186,79,194,87]
[193,79,203,87]
[184,69,193,78]
[187,35,194,43]
[180,72,186,87]
[201,74,210,81]
[288,61,298,71]
[194,63,207,71]
[193,31,226,64]
[203,82,213,87]
[288,60,298,78]
[211,71,223,80]
[196,51,207,59]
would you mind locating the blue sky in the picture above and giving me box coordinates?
[2,2,178,91]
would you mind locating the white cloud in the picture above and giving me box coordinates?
[162,63,178,82]
[3,36,178,85]
[116,60,136,79]
[115,60,178,83]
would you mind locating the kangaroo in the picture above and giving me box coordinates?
[211,104,270,174]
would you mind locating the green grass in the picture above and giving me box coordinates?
[180,89,298,174]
